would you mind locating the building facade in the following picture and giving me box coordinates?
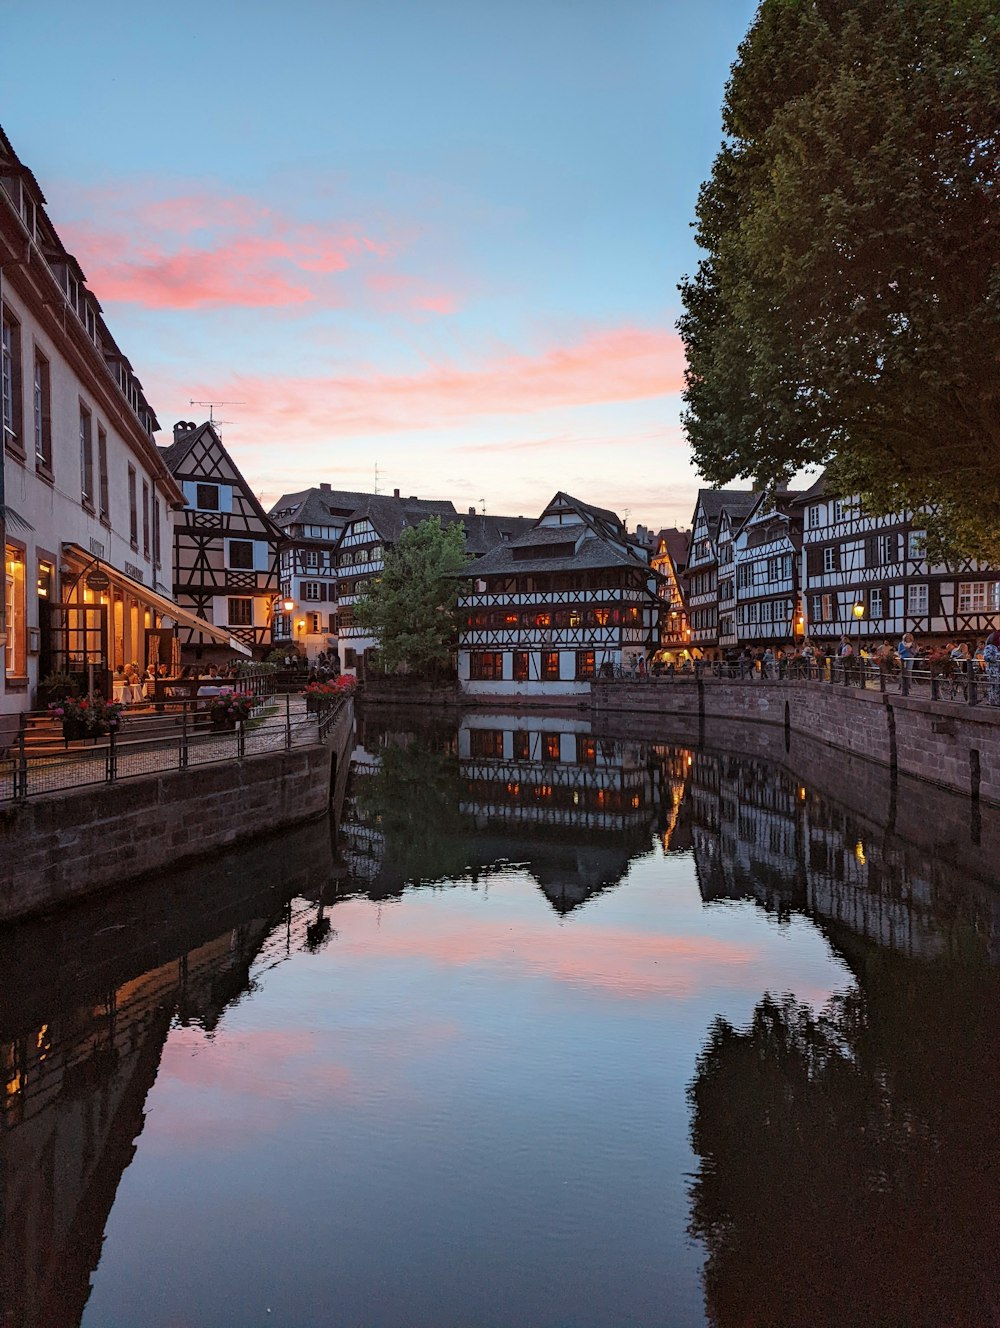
[797,473,1000,647]
[456,492,660,696]
[160,421,281,660]
[0,125,222,741]
[651,527,691,662]
[730,489,804,651]
[685,490,757,658]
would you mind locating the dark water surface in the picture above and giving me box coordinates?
[2,709,998,1328]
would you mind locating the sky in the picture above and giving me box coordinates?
[2,0,760,530]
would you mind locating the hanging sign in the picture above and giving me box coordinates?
[85,570,111,592]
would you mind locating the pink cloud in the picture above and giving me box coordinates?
[365,270,461,316]
[185,324,684,441]
[58,184,392,309]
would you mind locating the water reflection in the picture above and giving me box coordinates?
[0,711,996,1328]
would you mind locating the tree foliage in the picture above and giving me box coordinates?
[678,0,1000,559]
[353,517,469,674]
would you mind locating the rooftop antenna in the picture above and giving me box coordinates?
[374,460,381,495]
[190,399,245,437]
[479,497,486,515]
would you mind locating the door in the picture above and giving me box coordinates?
[47,602,110,698]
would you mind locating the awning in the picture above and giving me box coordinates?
[62,543,252,656]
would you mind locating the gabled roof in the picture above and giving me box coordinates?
[694,488,758,542]
[654,527,690,570]
[160,422,284,540]
[340,495,458,544]
[440,512,536,555]
[268,487,381,528]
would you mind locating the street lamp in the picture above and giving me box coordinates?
[853,598,866,649]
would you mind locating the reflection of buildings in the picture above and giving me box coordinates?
[686,747,999,958]
[339,715,694,913]
[0,817,342,1328]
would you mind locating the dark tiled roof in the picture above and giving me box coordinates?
[344,496,458,544]
[464,532,650,579]
[695,488,758,541]
[269,487,377,528]
[655,527,690,569]
[441,513,536,555]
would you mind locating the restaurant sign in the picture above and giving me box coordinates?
[85,570,111,592]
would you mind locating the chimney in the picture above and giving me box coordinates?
[173,420,196,444]
[320,482,331,492]
[393,488,400,499]
[468,506,476,516]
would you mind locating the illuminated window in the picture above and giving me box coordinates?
[469,652,503,681]
[575,735,597,764]
[543,732,561,762]
[513,650,530,681]
[575,650,595,679]
[541,651,559,681]
[4,544,26,678]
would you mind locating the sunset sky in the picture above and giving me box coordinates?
[4,0,759,529]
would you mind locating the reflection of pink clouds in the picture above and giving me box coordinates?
[145,1019,463,1153]
[186,325,682,441]
[58,184,391,309]
[331,902,761,1000]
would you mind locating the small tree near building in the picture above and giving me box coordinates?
[354,518,469,675]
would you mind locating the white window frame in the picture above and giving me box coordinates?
[907,530,926,559]
[907,583,928,615]
[823,547,836,574]
[869,588,884,618]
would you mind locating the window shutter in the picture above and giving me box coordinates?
[865,535,878,567]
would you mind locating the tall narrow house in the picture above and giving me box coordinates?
[160,421,282,660]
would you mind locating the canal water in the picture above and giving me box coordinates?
[1,709,997,1328]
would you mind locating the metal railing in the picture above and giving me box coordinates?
[597,658,1000,707]
[1,690,351,803]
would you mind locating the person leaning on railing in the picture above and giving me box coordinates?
[984,631,1000,706]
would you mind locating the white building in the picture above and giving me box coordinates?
[0,125,232,744]
[456,492,660,697]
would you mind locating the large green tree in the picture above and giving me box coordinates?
[679,0,1000,559]
[353,517,468,674]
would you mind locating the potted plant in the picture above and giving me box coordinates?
[37,671,78,709]
[209,693,253,730]
[49,694,125,742]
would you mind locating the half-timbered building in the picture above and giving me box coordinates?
[685,489,756,658]
[796,472,1000,647]
[332,493,459,675]
[268,483,376,661]
[730,488,805,650]
[456,492,660,696]
[160,421,282,660]
[651,527,691,662]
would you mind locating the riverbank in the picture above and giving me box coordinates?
[0,697,354,923]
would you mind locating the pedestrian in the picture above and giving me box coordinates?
[984,630,1000,706]
[897,632,917,684]
[762,646,775,679]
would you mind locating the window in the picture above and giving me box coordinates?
[541,651,560,681]
[469,652,503,681]
[575,735,597,764]
[907,583,928,615]
[228,540,254,570]
[80,405,94,505]
[33,349,51,470]
[822,547,837,574]
[305,549,319,569]
[810,594,835,623]
[869,588,884,617]
[907,530,926,559]
[833,500,848,523]
[876,533,897,565]
[957,582,1000,613]
[513,730,530,760]
[196,483,220,511]
[513,650,530,682]
[228,598,253,626]
[303,582,322,601]
[97,427,110,520]
[4,543,26,677]
[142,482,150,557]
[128,466,138,545]
[1,307,22,448]
[469,728,504,757]
[542,732,561,762]
[575,650,596,679]
[808,505,822,528]
[153,499,161,567]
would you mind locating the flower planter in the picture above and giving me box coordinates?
[211,715,238,731]
[62,719,87,742]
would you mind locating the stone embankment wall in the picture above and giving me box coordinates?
[592,679,1000,807]
[0,700,354,923]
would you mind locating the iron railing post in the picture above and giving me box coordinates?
[15,716,27,800]
[180,701,189,768]
[968,659,978,706]
[106,725,117,784]
[930,672,939,702]
[285,691,292,750]
[238,718,246,759]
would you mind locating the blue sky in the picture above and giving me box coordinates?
[3,0,759,526]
